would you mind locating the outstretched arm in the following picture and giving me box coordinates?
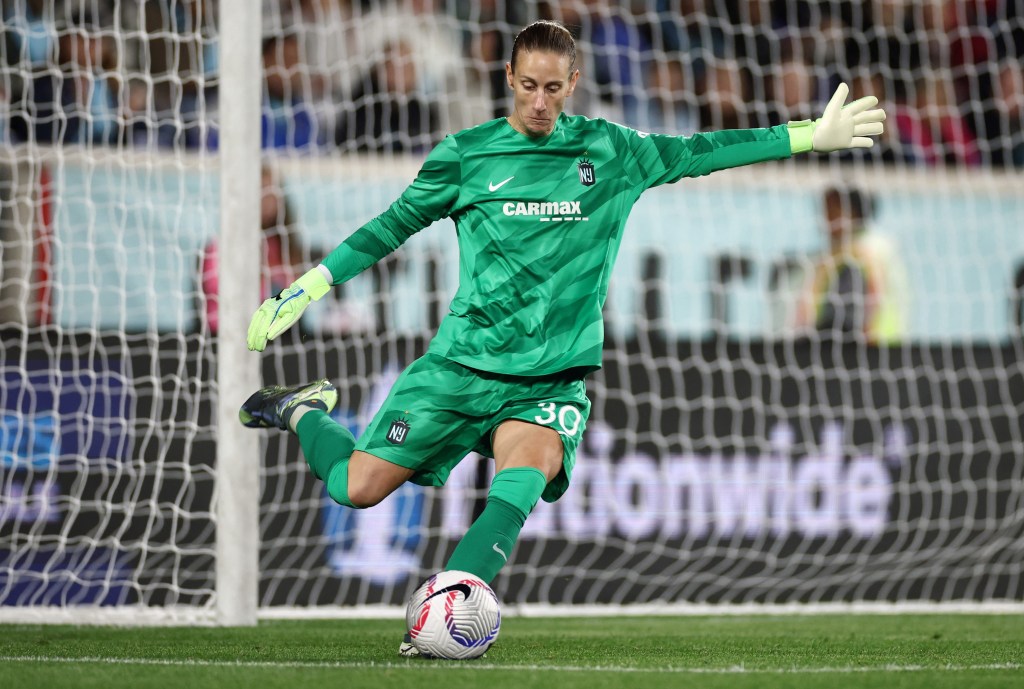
[631,83,886,187]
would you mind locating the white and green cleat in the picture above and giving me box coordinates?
[398,632,420,658]
[239,379,338,431]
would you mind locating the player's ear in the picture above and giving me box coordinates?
[566,68,580,97]
[505,62,514,90]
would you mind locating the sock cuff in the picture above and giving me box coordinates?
[295,408,330,436]
[488,467,548,518]
[325,459,357,508]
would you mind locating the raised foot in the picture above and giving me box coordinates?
[238,379,338,430]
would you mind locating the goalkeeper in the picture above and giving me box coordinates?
[240,20,884,649]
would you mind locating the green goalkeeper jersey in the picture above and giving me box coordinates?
[322,114,792,376]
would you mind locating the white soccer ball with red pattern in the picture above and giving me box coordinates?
[405,570,501,659]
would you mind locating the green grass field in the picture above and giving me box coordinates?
[2,615,1022,689]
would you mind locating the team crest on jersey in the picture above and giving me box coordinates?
[386,418,410,445]
[577,157,595,186]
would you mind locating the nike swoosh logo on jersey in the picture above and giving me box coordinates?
[488,176,514,192]
[492,543,508,562]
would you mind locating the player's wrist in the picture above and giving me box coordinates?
[294,265,333,301]
[787,119,816,154]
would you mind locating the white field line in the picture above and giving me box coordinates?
[0,656,1021,675]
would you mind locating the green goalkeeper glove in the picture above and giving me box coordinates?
[246,265,332,351]
[787,82,886,154]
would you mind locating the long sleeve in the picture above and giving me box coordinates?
[616,123,793,190]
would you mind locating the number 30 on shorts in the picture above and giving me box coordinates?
[534,402,583,437]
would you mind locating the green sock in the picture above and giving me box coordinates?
[296,410,357,507]
[445,467,548,584]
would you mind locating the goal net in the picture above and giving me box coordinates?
[1,0,1022,624]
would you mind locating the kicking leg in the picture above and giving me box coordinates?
[444,420,562,583]
[402,421,561,658]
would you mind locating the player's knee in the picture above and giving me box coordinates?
[343,451,413,508]
[345,479,387,509]
[325,458,395,508]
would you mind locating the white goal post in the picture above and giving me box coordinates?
[0,0,1022,625]
[214,0,262,628]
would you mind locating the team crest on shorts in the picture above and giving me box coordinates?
[386,418,410,445]
[577,157,595,186]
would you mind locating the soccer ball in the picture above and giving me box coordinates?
[405,570,501,659]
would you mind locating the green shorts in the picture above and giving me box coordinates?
[354,353,591,503]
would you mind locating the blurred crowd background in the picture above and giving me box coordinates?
[1,0,1022,167]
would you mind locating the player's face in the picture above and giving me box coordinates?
[505,50,579,137]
